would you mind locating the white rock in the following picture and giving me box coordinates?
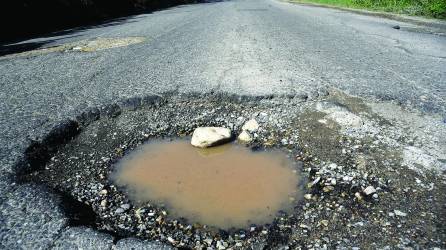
[167,237,176,244]
[238,130,252,143]
[363,186,376,195]
[308,177,321,188]
[394,210,407,217]
[242,119,259,132]
[343,176,353,182]
[204,238,213,246]
[328,163,337,170]
[191,127,232,148]
[100,200,107,207]
[216,240,226,250]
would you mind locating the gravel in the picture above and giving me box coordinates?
[0,0,445,248]
[8,90,444,249]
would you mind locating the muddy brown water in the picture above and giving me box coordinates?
[113,139,301,229]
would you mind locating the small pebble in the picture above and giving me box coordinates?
[363,186,376,195]
[394,210,407,217]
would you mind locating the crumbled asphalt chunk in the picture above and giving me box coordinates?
[9,90,446,249]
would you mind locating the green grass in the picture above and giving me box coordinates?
[293,0,446,18]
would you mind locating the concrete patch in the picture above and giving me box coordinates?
[1,37,146,59]
[72,37,146,52]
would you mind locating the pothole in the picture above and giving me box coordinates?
[113,139,301,229]
[69,37,146,52]
[2,37,146,59]
[15,92,446,249]
[18,93,309,248]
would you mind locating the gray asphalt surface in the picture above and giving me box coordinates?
[0,0,445,248]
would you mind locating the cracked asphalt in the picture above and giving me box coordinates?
[0,0,445,249]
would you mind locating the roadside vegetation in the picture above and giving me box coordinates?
[293,0,446,18]
[1,0,201,42]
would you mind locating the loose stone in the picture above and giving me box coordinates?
[121,204,131,210]
[204,238,213,246]
[217,240,226,250]
[242,119,259,132]
[394,210,407,217]
[191,127,232,148]
[238,130,253,143]
[363,186,376,195]
[308,177,321,188]
[168,237,176,244]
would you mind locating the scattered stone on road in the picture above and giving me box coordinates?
[242,119,259,132]
[191,127,232,148]
[1,0,445,247]
[304,194,312,200]
[394,210,408,217]
[15,92,445,249]
[363,186,376,195]
[237,130,253,143]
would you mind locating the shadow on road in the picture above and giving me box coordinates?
[0,15,144,57]
[0,0,227,57]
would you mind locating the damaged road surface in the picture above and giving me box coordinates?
[5,91,446,249]
[1,0,445,249]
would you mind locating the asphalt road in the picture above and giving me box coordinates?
[0,0,445,248]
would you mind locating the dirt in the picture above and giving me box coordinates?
[113,139,300,229]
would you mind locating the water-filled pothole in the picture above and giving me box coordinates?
[113,139,301,229]
[18,94,313,248]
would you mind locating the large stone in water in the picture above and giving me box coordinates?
[191,127,232,148]
[238,130,253,143]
